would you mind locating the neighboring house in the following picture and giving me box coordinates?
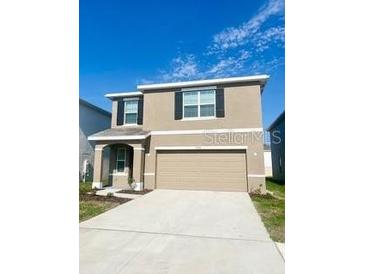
[79,98,111,182]
[89,75,269,193]
[267,111,285,182]
[264,144,272,177]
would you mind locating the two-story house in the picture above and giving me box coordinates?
[88,75,269,193]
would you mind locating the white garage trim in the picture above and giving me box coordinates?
[155,145,247,151]
[247,174,266,178]
[150,128,263,136]
[144,173,155,176]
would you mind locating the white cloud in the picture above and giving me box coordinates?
[249,56,284,73]
[207,50,251,77]
[253,26,285,52]
[161,54,199,81]
[209,0,284,53]
[240,49,251,60]
[144,0,285,83]
[208,58,236,74]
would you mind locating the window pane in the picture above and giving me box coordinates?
[184,105,198,118]
[117,148,125,160]
[116,160,125,172]
[125,100,138,112]
[200,104,215,117]
[125,113,137,124]
[200,90,215,104]
[183,91,198,105]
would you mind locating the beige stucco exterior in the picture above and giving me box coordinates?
[143,84,262,131]
[91,78,267,193]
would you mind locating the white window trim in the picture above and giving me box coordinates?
[181,116,217,121]
[181,85,217,91]
[123,97,139,101]
[115,147,127,173]
[182,89,216,119]
[124,99,138,125]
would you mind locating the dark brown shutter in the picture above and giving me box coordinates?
[137,97,144,125]
[215,88,225,117]
[175,92,183,120]
[117,99,124,125]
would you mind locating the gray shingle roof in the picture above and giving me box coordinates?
[88,127,150,140]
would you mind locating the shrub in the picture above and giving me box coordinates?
[79,182,92,195]
[128,177,136,190]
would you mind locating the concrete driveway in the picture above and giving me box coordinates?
[80,190,284,274]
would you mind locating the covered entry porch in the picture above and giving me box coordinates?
[88,128,149,190]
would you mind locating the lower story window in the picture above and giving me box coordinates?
[116,147,126,172]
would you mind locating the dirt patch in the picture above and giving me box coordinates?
[116,189,153,195]
[80,194,131,204]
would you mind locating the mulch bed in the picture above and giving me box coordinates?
[116,189,153,195]
[79,194,131,204]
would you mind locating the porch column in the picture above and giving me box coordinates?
[132,144,145,185]
[92,144,105,189]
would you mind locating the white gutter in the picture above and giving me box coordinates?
[88,128,263,141]
[137,75,269,91]
[88,134,149,141]
[105,91,142,98]
[155,145,248,151]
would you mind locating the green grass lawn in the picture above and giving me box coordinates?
[79,199,120,222]
[79,182,130,222]
[250,178,285,242]
[266,178,285,199]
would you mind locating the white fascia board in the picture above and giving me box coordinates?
[155,145,248,151]
[88,135,148,141]
[150,128,263,136]
[137,75,269,91]
[88,128,262,141]
[105,91,142,98]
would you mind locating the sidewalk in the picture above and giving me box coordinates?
[95,187,143,199]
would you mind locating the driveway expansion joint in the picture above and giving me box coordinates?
[80,226,272,243]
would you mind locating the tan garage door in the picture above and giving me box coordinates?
[156,150,247,192]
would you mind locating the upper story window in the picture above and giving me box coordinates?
[124,100,138,124]
[183,89,216,118]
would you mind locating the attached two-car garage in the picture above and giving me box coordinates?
[156,149,248,192]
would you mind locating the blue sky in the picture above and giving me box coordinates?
[80,0,284,129]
